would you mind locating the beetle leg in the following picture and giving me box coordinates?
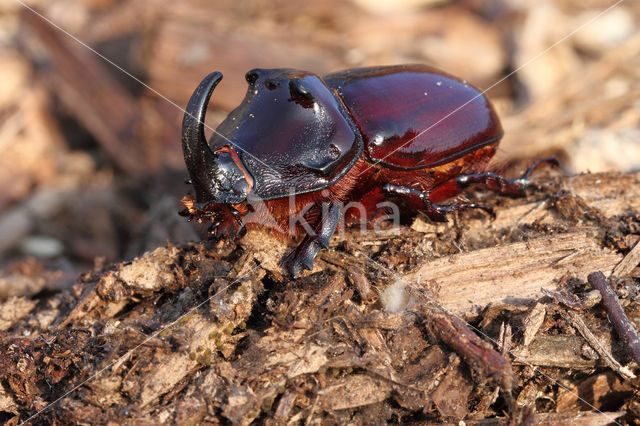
[207,207,246,239]
[455,156,559,196]
[229,208,247,237]
[285,202,341,279]
[382,184,494,222]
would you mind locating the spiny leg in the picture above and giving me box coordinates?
[455,156,559,196]
[206,207,246,239]
[382,183,494,223]
[285,202,341,279]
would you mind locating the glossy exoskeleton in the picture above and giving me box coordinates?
[180,65,555,277]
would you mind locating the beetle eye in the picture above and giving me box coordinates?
[245,71,259,85]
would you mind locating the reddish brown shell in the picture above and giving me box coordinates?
[324,64,503,170]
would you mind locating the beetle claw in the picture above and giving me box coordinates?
[288,260,304,280]
[207,222,221,239]
[284,242,319,279]
[284,202,340,279]
[468,204,496,220]
[520,156,560,180]
[179,209,194,222]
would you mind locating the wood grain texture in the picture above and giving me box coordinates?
[405,232,621,316]
[404,171,639,317]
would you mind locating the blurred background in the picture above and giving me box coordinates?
[0,0,639,294]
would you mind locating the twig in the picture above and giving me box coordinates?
[588,271,640,367]
[561,310,635,380]
[406,286,513,394]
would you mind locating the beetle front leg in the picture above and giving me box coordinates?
[382,184,494,222]
[207,208,246,240]
[286,202,341,278]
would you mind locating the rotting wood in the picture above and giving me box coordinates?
[460,410,626,426]
[511,334,597,370]
[1,170,639,424]
[408,286,513,393]
[403,171,640,317]
[522,303,546,348]
[405,232,621,317]
[556,372,634,413]
[612,240,640,278]
[318,374,392,411]
[0,297,37,331]
[561,309,636,380]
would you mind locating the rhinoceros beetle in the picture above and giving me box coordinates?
[180,65,556,277]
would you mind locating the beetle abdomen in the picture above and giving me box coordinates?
[324,65,503,170]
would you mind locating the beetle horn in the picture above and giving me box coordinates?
[182,71,223,203]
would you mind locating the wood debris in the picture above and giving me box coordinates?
[0,170,639,423]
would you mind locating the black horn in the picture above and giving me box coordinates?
[182,71,223,203]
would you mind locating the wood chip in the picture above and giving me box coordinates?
[512,335,596,369]
[556,372,633,413]
[523,303,546,347]
[0,296,37,331]
[463,410,626,426]
[318,374,392,410]
[405,232,621,317]
[612,240,640,278]
[431,362,473,419]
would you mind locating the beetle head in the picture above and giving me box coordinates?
[208,69,362,199]
[181,72,253,208]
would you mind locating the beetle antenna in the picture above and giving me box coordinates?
[182,71,223,204]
